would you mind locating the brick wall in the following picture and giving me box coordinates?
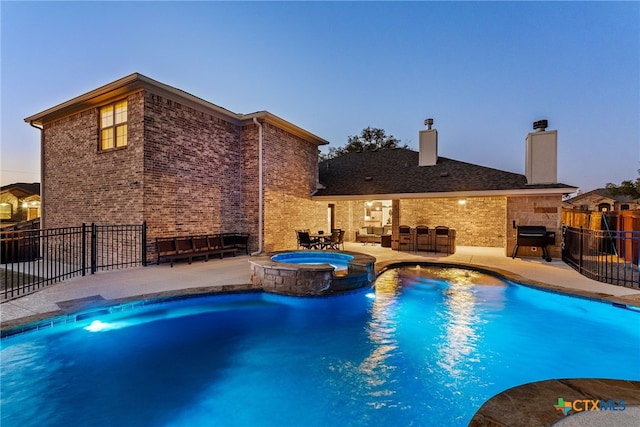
[262,123,325,252]
[142,92,244,242]
[42,91,145,229]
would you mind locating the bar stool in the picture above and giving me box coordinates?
[398,225,413,252]
[435,226,451,254]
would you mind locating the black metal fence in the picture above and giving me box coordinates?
[1,223,147,300]
[562,225,640,288]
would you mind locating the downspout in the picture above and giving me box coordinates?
[29,121,44,229]
[251,117,263,255]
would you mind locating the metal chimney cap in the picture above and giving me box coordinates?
[533,119,548,131]
[424,118,434,129]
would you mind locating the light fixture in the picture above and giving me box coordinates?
[458,200,466,205]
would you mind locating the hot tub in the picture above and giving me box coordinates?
[249,250,376,296]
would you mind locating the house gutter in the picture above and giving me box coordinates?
[251,117,263,255]
[29,121,44,229]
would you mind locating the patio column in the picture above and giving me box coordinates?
[391,199,400,250]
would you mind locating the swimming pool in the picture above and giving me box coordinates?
[2,266,639,426]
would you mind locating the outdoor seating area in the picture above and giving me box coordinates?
[156,232,250,267]
[397,225,456,254]
[355,226,392,245]
[296,230,345,251]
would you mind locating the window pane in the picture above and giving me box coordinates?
[115,124,127,147]
[100,106,113,128]
[115,100,127,124]
[101,128,114,150]
[0,203,12,219]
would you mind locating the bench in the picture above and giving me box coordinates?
[156,232,250,267]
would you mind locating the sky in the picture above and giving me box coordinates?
[1,1,638,193]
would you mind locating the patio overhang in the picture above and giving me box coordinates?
[311,186,579,201]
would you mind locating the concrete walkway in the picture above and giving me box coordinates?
[2,244,639,330]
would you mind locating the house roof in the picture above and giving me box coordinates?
[0,182,40,199]
[24,73,329,146]
[315,148,576,199]
[564,188,638,204]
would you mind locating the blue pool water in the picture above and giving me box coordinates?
[1,266,639,427]
[271,251,354,270]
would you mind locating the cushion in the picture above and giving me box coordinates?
[360,227,369,236]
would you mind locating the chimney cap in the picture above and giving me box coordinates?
[533,119,548,131]
[424,118,434,130]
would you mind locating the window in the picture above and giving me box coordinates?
[620,204,630,211]
[100,100,127,150]
[0,203,12,219]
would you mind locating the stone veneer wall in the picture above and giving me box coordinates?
[42,91,145,229]
[507,194,563,258]
[316,194,563,258]
[398,197,507,248]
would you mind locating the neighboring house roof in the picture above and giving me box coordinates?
[564,188,638,204]
[24,73,329,146]
[0,182,40,199]
[315,148,576,198]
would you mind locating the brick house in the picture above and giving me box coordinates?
[26,73,576,259]
[314,121,577,258]
[25,73,328,257]
[0,182,41,227]
[563,188,640,212]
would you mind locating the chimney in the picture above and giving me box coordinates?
[525,119,557,184]
[419,118,438,166]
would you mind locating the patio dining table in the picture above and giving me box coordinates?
[310,233,332,249]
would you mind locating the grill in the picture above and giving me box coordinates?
[511,225,553,262]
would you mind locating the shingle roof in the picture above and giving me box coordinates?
[565,188,638,204]
[0,182,40,198]
[316,148,574,196]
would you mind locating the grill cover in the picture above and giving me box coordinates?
[516,226,548,247]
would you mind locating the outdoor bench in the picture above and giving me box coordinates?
[156,232,250,267]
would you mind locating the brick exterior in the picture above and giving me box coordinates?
[35,74,567,260]
[42,91,145,228]
[39,83,324,259]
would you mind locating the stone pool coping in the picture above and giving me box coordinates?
[469,379,640,427]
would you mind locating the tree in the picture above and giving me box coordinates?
[320,127,407,161]
[605,170,640,199]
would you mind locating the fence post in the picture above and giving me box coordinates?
[142,221,147,267]
[82,223,87,276]
[91,223,97,274]
[578,226,584,274]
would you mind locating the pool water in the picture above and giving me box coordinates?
[1,267,639,427]
[271,251,354,271]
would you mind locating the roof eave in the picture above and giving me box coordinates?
[241,112,329,146]
[312,187,579,201]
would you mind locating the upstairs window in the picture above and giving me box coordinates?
[100,100,127,150]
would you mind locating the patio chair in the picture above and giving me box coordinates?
[336,230,345,251]
[297,231,320,250]
[324,230,341,250]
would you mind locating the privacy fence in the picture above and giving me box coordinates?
[1,223,147,301]
[562,210,640,289]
